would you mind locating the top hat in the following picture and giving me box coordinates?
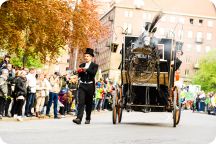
[84,48,94,57]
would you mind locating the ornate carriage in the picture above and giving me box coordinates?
[112,13,183,127]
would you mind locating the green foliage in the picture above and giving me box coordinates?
[192,49,216,92]
[0,0,73,62]
[10,47,42,68]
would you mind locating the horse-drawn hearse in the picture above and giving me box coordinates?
[112,13,183,127]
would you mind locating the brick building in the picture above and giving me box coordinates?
[95,0,216,82]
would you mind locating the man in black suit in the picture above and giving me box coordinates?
[73,48,98,124]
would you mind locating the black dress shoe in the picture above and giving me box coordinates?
[85,120,90,124]
[26,114,31,117]
[73,118,81,124]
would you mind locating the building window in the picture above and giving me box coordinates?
[123,23,132,34]
[198,19,203,25]
[159,28,165,36]
[178,30,184,40]
[207,20,213,27]
[188,31,193,38]
[170,16,176,23]
[205,46,211,53]
[124,11,129,17]
[196,45,201,53]
[206,33,212,40]
[179,17,185,24]
[124,10,133,17]
[185,69,190,76]
[129,11,133,17]
[189,18,194,24]
[134,0,145,8]
[196,32,203,42]
[143,13,151,20]
[185,57,190,63]
[187,44,192,51]
[161,16,166,22]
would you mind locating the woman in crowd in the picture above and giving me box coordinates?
[14,70,27,121]
[35,74,47,117]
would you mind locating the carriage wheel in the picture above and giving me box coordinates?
[172,86,181,127]
[112,95,117,124]
[117,87,123,123]
[112,88,119,124]
[112,105,117,124]
[112,86,123,124]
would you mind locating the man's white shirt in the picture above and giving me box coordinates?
[84,62,91,69]
[26,73,37,93]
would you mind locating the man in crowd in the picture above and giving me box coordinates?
[0,69,8,119]
[0,55,10,73]
[25,68,37,117]
[4,64,15,117]
[73,48,98,124]
[46,72,61,119]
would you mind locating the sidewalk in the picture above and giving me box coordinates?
[0,114,75,122]
[0,110,110,122]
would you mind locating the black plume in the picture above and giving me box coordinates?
[152,27,157,33]
[149,12,163,33]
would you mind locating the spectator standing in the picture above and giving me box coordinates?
[0,69,8,119]
[42,74,51,114]
[14,70,27,121]
[35,74,47,117]
[46,72,61,119]
[25,68,37,117]
[95,84,104,111]
[0,55,10,72]
[4,64,15,117]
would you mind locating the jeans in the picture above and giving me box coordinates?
[25,93,36,115]
[46,92,58,117]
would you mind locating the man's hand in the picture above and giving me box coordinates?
[77,68,85,73]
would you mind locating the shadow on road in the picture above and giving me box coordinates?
[119,122,173,128]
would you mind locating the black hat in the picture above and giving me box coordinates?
[84,48,94,57]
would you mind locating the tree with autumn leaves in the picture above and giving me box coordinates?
[0,0,107,68]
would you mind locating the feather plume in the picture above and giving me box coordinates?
[149,12,163,33]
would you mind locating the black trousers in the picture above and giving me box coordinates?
[4,98,12,116]
[11,99,17,116]
[16,99,25,116]
[0,97,6,116]
[77,83,95,121]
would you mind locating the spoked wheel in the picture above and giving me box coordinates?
[172,86,181,127]
[112,86,123,124]
[117,87,123,123]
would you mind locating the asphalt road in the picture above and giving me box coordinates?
[0,110,215,144]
